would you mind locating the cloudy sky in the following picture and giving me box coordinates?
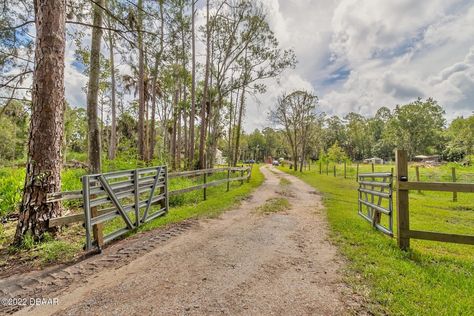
[243,0,474,131]
[62,0,474,131]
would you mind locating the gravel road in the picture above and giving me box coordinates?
[13,165,363,316]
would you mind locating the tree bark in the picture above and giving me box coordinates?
[87,0,104,174]
[107,18,117,160]
[198,0,210,169]
[150,1,165,161]
[233,85,245,166]
[14,0,66,244]
[171,88,179,170]
[137,0,146,161]
[189,0,196,168]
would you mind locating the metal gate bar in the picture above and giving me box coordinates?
[82,166,168,250]
[358,172,393,236]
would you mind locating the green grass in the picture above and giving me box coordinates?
[279,177,291,186]
[280,164,474,315]
[256,197,290,214]
[37,240,82,264]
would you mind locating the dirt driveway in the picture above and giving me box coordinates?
[10,165,362,315]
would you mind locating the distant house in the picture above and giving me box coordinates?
[215,149,226,165]
[413,155,440,164]
[363,157,384,164]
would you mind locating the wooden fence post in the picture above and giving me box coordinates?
[371,163,375,173]
[333,165,336,177]
[240,169,244,185]
[415,166,421,194]
[344,161,347,179]
[452,167,457,202]
[396,150,410,250]
[356,163,359,181]
[203,172,207,200]
[91,206,104,249]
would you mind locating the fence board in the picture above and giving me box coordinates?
[398,182,474,193]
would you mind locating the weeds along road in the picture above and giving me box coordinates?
[13,166,363,316]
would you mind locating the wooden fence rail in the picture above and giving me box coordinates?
[395,150,474,250]
[46,165,251,250]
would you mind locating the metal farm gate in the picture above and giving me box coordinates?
[82,166,168,250]
[47,165,251,252]
[357,172,393,236]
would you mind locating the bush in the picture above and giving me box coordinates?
[0,168,24,217]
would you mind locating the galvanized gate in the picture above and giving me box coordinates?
[357,172,393,236]
[82,166,168,250]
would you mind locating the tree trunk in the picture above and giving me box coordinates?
[198,0,210,170]
[171,89,179,170]
[233,85,245,166]
[14,0,66,244]
[107,16,117,160]
[150,78,157,161]
[87,0,104,174]
[189,0,196,168]
[137,0,146,161]
[177,102,182,170]
[150,1,165,161]
[227,89,234,167]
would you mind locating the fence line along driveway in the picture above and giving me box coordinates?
[16,165,363,316]
[46,166,252,250]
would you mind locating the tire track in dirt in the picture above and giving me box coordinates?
[9,166,365,315]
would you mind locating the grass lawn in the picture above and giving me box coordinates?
[280,164,474,315]
[0,164,264,270]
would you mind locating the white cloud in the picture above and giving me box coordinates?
[64,40,88,108]
[315,0,474,122]
[58,0,474,131]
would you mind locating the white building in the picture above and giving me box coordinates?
[215,149,227,165]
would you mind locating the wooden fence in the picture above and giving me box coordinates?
[395,150,474,250]
[46,165,251,250]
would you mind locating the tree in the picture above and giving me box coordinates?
[14,0,66,244]
[107,10,117,160]
[270,90,317,171]
[188,0,196,168]
[327,141,348,163]
[149,0,165,161]
[443,115,474,161]
[86,0,105,173]
[198,0,211,169]
[383,98,445,159]
[137,0,147,161]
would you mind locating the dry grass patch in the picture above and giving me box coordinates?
[256,197,291,214]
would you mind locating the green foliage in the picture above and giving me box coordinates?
[20,232,35,250]
[327,141,348,163]
[0,168,24,216]
[64,105,87,153]
[443,116,474,161]
[0,100,29,162]
[383,98,446,159]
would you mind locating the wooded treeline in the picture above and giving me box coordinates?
[264,95,473,170]
[0,0,294,242]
